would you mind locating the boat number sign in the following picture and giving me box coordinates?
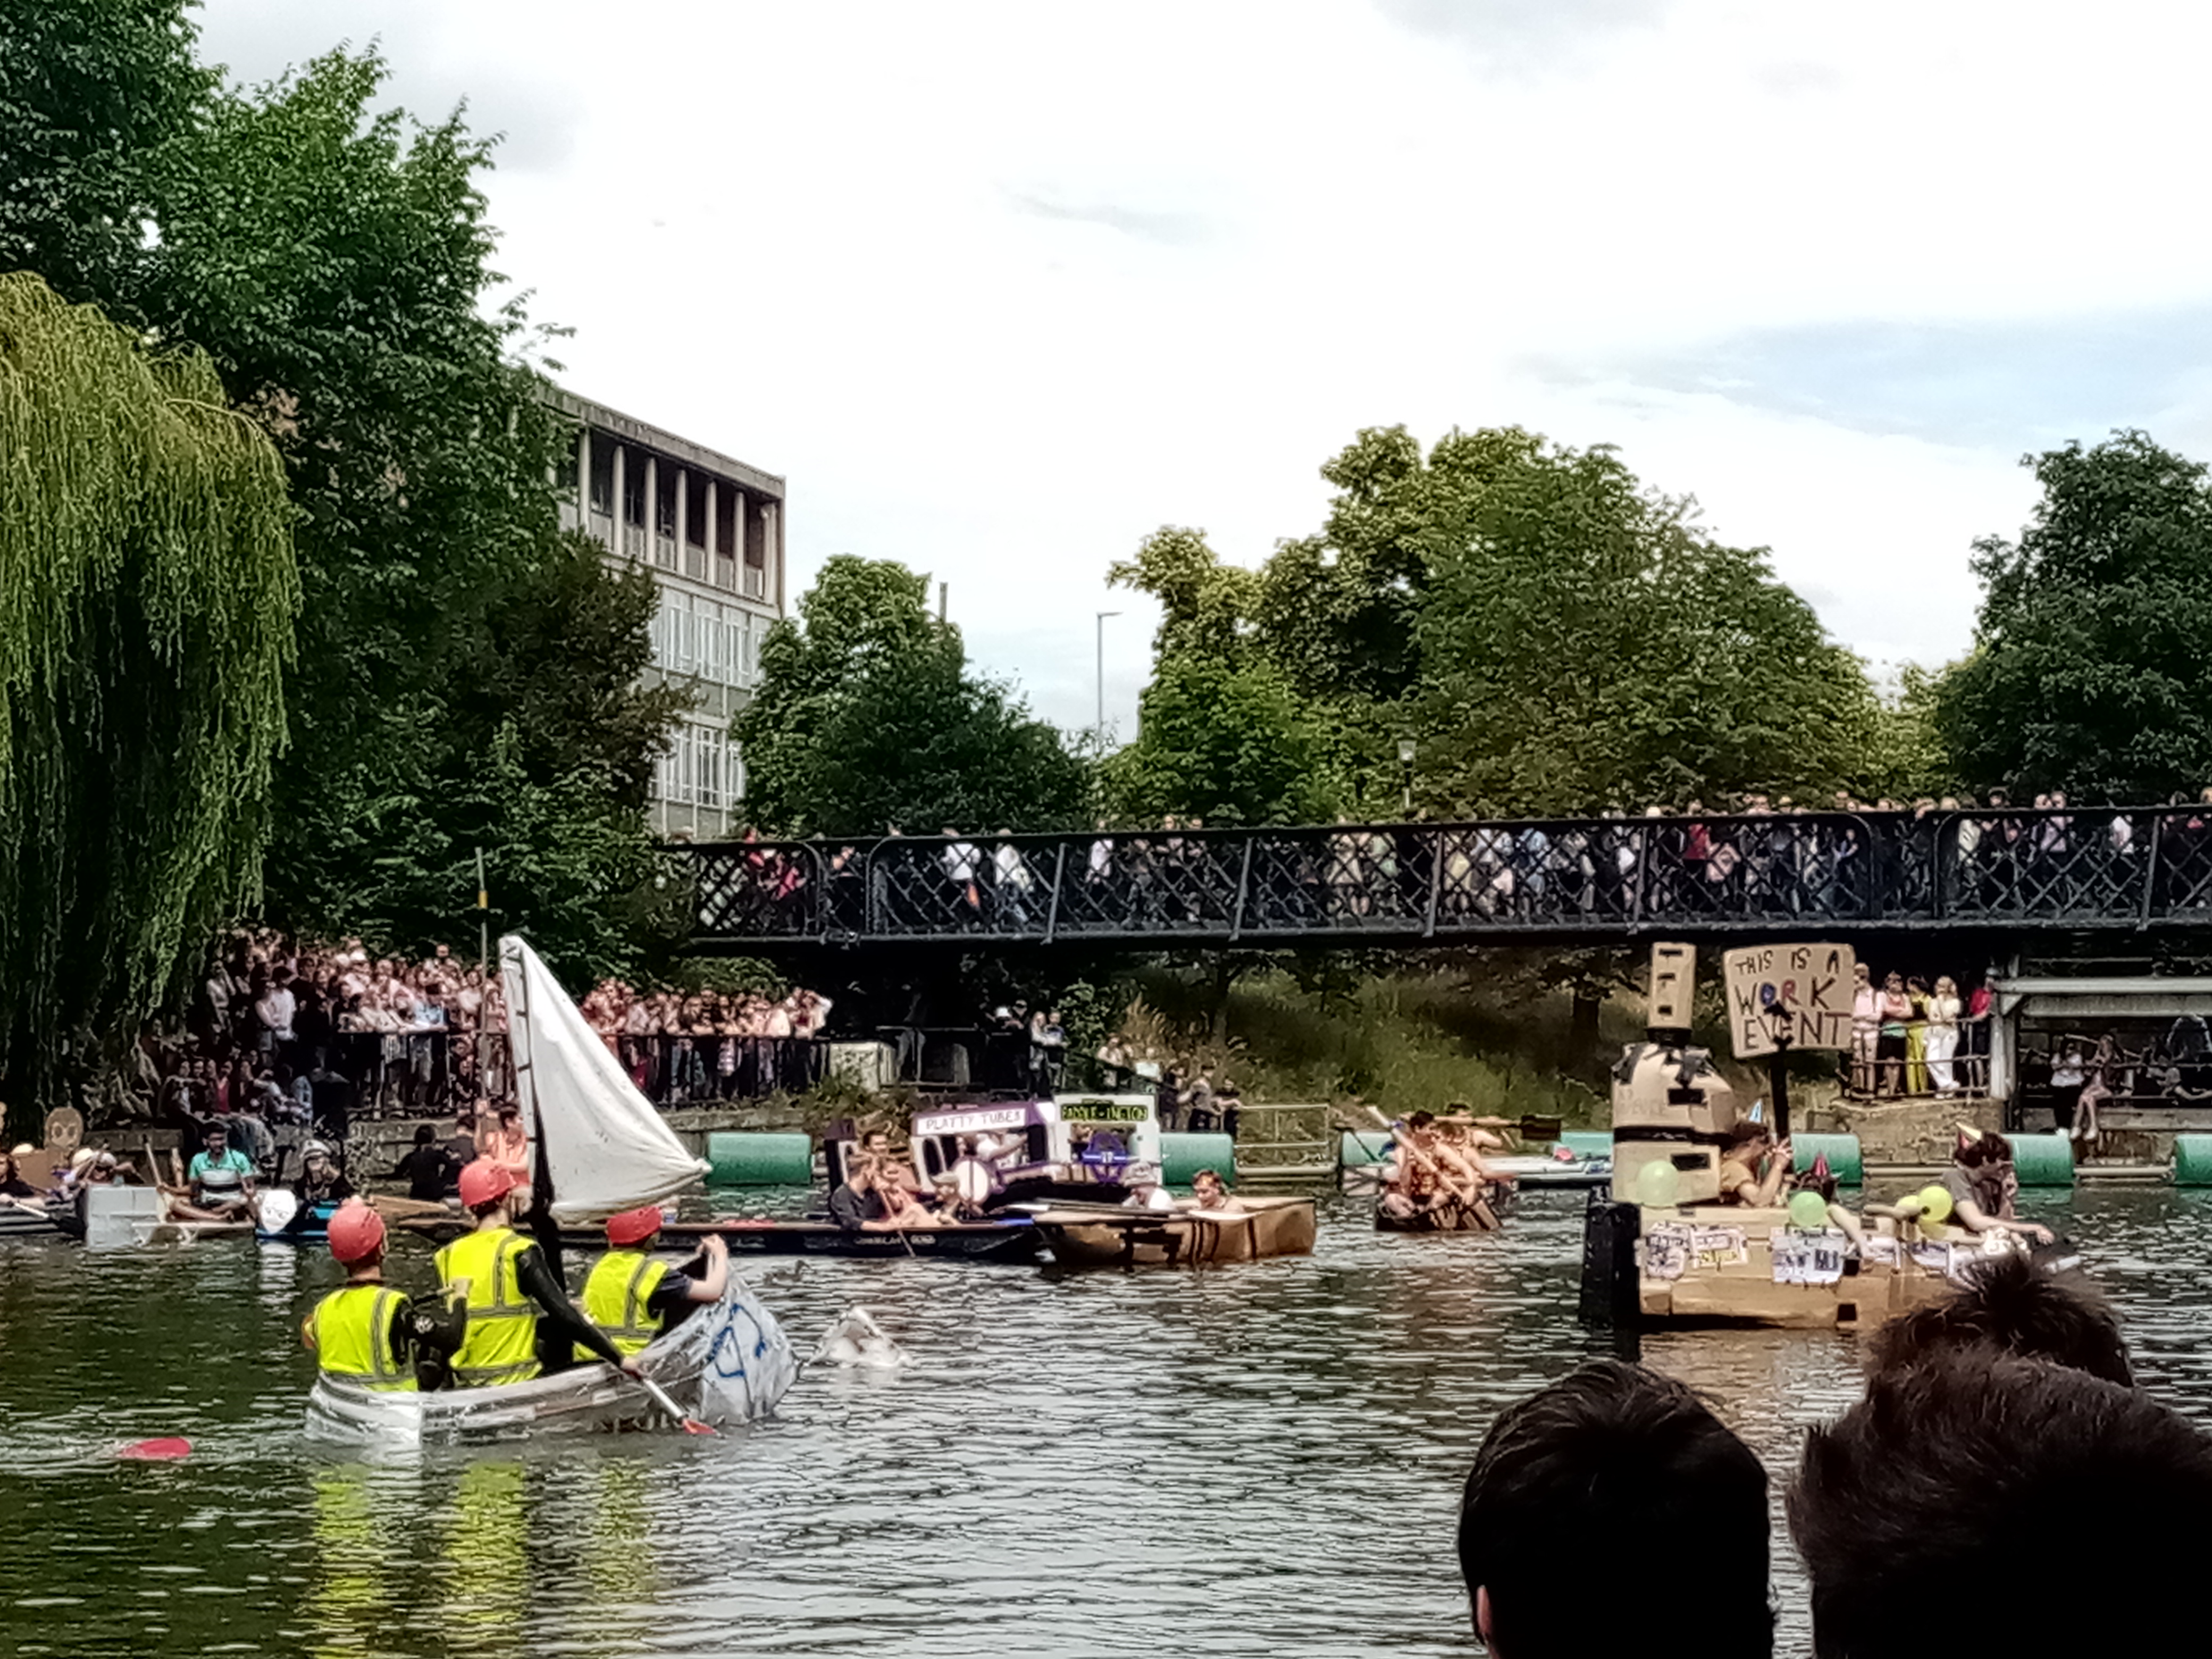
[1058,1101,1150,1124]
[1721,942,1856,1058]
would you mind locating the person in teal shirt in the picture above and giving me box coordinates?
[180,1121,258,1221]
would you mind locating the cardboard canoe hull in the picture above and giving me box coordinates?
[1032,1195,1317,1268]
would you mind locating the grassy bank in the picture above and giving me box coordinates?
[1117,964,1655,1128]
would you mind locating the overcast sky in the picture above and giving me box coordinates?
[194,0,2212,741]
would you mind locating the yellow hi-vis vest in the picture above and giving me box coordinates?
[434,1226,541,1387]
[575,1249,671,1361]
[309,1283,417,1392]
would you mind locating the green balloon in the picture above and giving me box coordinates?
[1788,1189,1829,1230]
[1635,1158,1681,1208]
[1917,1184,1954,1226]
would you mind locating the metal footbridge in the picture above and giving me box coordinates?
[673,805,2212,952]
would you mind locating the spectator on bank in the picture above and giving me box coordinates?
[1848,961,1878,1093]
[1789,1354,2212,1658]
[1460,1359,1772,1659]
[1873,973,1912,1095]
[1923,975,1962,1093]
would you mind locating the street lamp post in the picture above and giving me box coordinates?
[1096,610,1120,743]
[1397,738,1416,816]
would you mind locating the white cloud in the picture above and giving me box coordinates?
[191,0,2212,734]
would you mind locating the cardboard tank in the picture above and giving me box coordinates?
[1607,941,1739,1206]
[1608,1041,1738,1206]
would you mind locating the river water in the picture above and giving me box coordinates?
[4,1185,2209,1659]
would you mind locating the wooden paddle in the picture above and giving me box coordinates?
[633,1372,716,1436]
[1367,1106,1499,1228]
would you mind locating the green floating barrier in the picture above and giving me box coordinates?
[2174,1135,2212,1187]
[705,1132,814,1187]
[1162,1132,1236,1188]
[2009,1132,2075,1187]
[1340,1129,1395,1169]
[1561,1132,1613,1160]
[1791,1133,1863,1186]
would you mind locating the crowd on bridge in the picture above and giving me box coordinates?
[701,787,2212,936]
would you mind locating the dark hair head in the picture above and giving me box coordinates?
[1406,1110,1436,1131]
[1461,1360,1772,1659]
[1790,1354,2212,1657]
[413,1125,434,1145]
[1726,1120,1771,1149]
[1867,1254,2131,1387]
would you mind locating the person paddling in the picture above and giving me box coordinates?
[435,1160,638,1387]
[302,1201,422,1393]
[574,1206,730,1362]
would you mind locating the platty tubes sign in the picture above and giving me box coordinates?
[1722,942,1857,1058]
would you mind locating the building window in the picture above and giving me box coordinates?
[589,431,616,513]
[622,448,646,527]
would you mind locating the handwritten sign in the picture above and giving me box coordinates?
[1769,1228,1847,1285]
[912,1105,1032,1136]
[1722,942,1856,1058]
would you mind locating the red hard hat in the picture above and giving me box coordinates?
[458,1158,517,1209]
[605,1204,664,1247]
[327,1199,387,1265]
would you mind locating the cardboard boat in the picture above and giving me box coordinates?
[1026,1195,1317,1268]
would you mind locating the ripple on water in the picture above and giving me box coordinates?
[2,1187,2207,1656]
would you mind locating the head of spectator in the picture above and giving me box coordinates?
[1460,1359,1772,1659]
[1867,1252,2131,1386]
[1789,1353,2212,1657]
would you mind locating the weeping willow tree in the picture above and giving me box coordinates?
[0,273,299,1141]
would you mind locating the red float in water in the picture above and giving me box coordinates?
[116,1437,192,1461]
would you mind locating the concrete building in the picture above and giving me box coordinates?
[550,388,785,841]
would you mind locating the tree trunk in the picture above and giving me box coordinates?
[1570,984,1605,1085]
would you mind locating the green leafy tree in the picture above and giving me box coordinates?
[736,557,1090,836]
[3,15,684,985]
[1935,431,2212,799]
[1405,428,1878,814]
[0,274,297,1139]
[0,0,211,315]
[1106,527,1340,825]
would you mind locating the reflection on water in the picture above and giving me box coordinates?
[1,1186,2206,1658]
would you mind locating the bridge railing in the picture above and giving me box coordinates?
[674,807,2212,945]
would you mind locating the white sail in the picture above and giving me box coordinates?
[499,934,709,1222]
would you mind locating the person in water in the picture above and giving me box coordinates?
[1716,1120,1794,1207]
[390,1125,454,1204]
[302,1201,424,1393]
[1461,1359,1773,1659]
[1185,1167,1246,1214]
[434,1160,635,1386]
[0,1146,40,1208]
[574,1205,730,1361]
